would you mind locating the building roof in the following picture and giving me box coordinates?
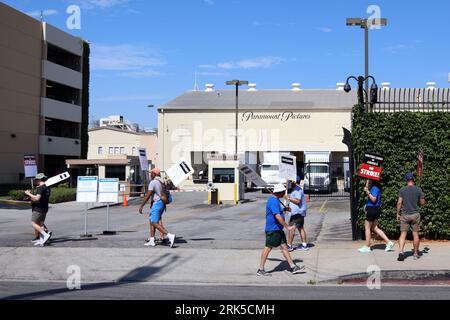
[160,90,358,111]
[89,127,156,135]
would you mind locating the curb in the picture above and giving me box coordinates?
[322,270,450,284]
[0,200,30,207]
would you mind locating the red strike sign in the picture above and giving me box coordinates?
[359,163,383,181]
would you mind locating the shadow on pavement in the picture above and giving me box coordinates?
[0,253,184,300]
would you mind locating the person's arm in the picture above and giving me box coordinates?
[139,190,154,214]
[24,190,41,202]
[285,193,301,205]
[396,197,403,221]
[419,190,426,206]
[274,214,295,231]
[364,186,378,204]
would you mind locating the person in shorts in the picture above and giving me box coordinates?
[139,168,175,248]
[24,173,52,246]
[257,184,305,276]
[358,180,394,253]
[285,176,309,251]
[396,173,426,261]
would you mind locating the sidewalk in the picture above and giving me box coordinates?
[1,241,449,286]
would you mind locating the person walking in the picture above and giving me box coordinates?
[396,173,426,261]
[24,173,52,247]
[257,184,306,276]
[358,180,394,253]
[139,168,175,248]
[285,176,309,251]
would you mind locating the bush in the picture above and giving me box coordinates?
[49,188,76,204]
[7,187,76,204]
[352,107,450,240]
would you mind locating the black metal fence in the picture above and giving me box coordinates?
[369,88,450,113]
[303,161,350,199]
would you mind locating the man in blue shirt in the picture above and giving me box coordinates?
[285,176,309,251]
[257,184,306,276]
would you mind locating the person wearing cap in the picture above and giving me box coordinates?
[257,184,306,276]
[24,173,52,246]
[396,173,426,261]
[139,168,175,248]
[284,176,309,251]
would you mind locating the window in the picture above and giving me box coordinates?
[132,147,136,155]
[114,147,120,154]
[98,147,103,154]
[105,165,126,181]
[120,147,125,154]
[109,147,114,154]
[212,168,235,184]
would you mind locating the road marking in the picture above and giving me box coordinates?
[319,200,328,213]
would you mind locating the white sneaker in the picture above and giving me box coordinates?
[34,238,44,246]
[144,238,156,247]
[41,232,51,245]
[168,233,175,248]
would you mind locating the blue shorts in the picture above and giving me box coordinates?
[150,200,166,223]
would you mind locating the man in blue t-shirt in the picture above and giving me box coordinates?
[285,176,309,251]
[257,184,306,277]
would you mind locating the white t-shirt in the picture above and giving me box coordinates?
[148,177,163,202]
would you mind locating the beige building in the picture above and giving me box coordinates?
[158,84,358,187]
[0,2,87,184]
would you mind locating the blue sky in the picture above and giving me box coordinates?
[4,0,450,129]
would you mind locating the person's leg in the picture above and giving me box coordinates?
[259,247,272,270]
[365,220,372,247]
[280,244,297,269]
[372,220,390,243]
[287,228,295,246]
[412,232,420,256]
[398,231,407,253]
[300,228,307,245]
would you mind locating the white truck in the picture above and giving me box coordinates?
[260,152,290,188]
[303,151,332,193]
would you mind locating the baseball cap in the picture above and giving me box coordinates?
[151,167,161,175]
[273,184,286,193]
[405,173,414,181]
[34,173,47,180]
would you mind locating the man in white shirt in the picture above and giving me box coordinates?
[285,176,309,252]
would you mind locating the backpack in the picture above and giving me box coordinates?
[157,180,173,205]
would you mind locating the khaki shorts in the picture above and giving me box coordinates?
[400,213,420,232]
[32,211,47,223]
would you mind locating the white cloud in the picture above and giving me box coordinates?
[204,0,215,5]
[198,64,217,69]
[26,9,58,18]
[215,56,285,69]
[120,69,165,78]
[93,95,158,102]
[91,44,166,71]
[383,44,411,54]
[68,0,130,10]
[316,27,333,33]
[196,71,230,77]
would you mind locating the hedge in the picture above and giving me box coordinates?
[352,106,450,240]
[8,188,76,204]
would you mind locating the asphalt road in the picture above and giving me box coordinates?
[0,191,352,249]
[1,281,450,300]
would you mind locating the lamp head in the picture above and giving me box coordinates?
[344,83,352,93]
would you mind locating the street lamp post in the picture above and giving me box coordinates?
[226,80,248,160]
[343,75,379,240]
[346,18,387,96]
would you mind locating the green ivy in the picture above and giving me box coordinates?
[352,106,450,240]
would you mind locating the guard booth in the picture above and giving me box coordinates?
[208,160,243,205]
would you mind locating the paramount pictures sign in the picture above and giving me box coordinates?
[241,111,311,122]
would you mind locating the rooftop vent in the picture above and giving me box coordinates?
[381,82,391,90]
[291,83,302,91]
[205,84,215,92]
[336,83,346,91]
[248,83,257,92]
[426,82,436,89]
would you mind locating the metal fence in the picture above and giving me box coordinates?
[369,88,450,113]
[303,161,350,199]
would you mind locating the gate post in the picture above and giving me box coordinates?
[343,127,358,240]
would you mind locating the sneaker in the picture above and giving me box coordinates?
[358,246,372,253]
[385,241,395,252]
[397,252,405,261]
[144,238,156,247]
[41,232,51,245]
[287,244,295,252]
[413,252,421,260]
[256,269,272,277]
[168,233,175,248]
[34,239,44,247]
[31,237,40,243]
[291,265,305,274]
[298,244,310,251]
